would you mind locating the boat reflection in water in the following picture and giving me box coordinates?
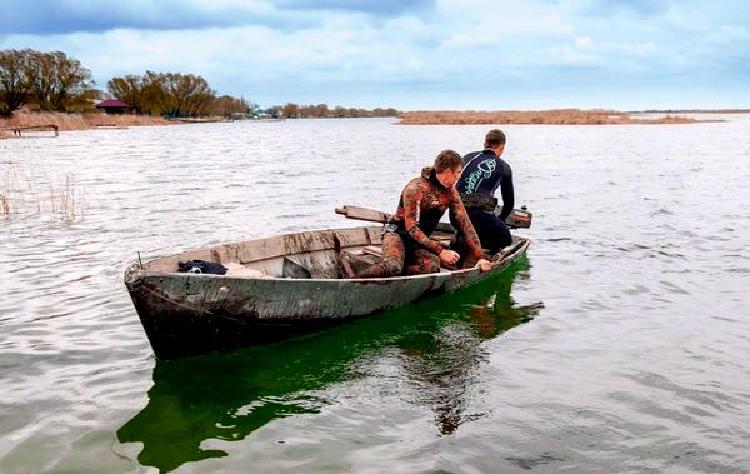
[117,258,542,472]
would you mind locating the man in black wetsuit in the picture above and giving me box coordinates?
[452,129,514,255]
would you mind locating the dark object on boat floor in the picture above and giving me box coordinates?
[177,259,227,275]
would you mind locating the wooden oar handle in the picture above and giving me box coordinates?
[335,205,391,223]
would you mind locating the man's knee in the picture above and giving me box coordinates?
[383,258,404,276]
[482,216,511,251]
[424,253,440,273]
[380,232,406,276]
[407,252,440,275]
[497,223,512,247]
[460,253,478,269]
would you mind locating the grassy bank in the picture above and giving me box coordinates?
[0,111,172,138]
[399,109,715,125]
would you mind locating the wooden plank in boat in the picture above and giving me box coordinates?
[226,228,372,264]
[362,245,382,256]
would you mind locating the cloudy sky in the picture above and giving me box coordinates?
[1,0,748,109]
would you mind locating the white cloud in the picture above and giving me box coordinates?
[1,0,747,108]
[575,36,593,48]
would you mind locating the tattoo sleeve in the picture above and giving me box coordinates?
[450,189,484,260]
[403,181,444,255]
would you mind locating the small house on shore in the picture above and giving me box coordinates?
[95,99,134,115]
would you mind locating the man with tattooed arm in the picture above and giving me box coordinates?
[354,150,491,278]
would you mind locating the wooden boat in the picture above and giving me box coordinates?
[124,209,530,359]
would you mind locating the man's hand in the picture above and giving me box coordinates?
[439,249,460,267]
[475,258,491,272]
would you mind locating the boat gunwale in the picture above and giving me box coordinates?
[124,237,530,284]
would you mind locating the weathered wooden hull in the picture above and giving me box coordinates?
[125,227,529,359]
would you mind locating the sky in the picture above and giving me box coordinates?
[1,0,748,110]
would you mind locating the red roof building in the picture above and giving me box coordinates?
[95,99,134,114]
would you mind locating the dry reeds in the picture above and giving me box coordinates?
[0,193,9,216]
[58,173,85,224]
[2,110,171,132]
[1,160,87,224]
[83,113,171,128]
[398,109,705,125]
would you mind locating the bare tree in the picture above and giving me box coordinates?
[281,102,300,118]
[107,74,144,112]
[25,50,92,111]
[0,49,31,117]
[299,103,330,118]
[210,95,250,116]
[108,70,251,117]
[157,73,215,117]
[140,71,167,115]
[51,51,93,111]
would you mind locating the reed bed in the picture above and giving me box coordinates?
[1,160,87,224]
[0,111,171,137]
[398,109,708,125]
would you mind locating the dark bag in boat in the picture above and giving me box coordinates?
[178,259,227,275]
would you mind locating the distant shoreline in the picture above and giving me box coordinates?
[398,109,729,125]
[0,111,396,139]
[630,108,750,114]
[3,108,743,138]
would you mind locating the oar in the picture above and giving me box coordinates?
[335,204,532,229]
[335,205,455,232]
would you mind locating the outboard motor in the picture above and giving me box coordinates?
[502,205,533,229]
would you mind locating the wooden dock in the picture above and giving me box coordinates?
[2,124,59,137]
[94,124,128,130]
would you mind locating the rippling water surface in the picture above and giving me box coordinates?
[1,117,749,473]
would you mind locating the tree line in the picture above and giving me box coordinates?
[269,103,398,119]
[106,71,231,117]
[0,49,95,117]
[1,48,399,119]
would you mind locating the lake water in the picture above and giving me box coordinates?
[1,117,749,473]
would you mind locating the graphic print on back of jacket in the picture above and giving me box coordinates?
[456,149,515,220]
